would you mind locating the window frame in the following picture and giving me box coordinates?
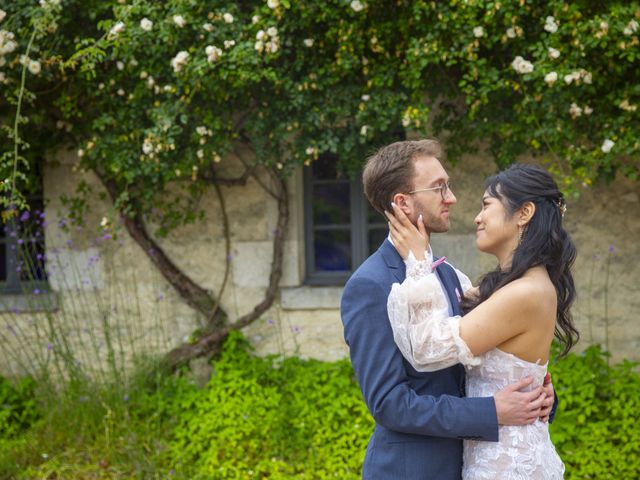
[303,165,386,286]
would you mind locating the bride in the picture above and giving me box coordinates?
[385,164,578,479]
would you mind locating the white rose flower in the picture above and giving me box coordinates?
[170,51,189,73]
[601,139,614,153]
[360,125,369,136]
[109,21,125,37]
[117,88,125,96]
[98,82,104,89]
[77,148,85,158]
[256,30,267,41]
[564,72,580,84]
[600,21,609,31]
[266,40,279,53]
[361,94,370,101]
[627,19,639,34]
[583,106,593,115]
[544,71,558,84]
[473,26,484,38]
[267,0,279,9]
[223,13,234,24]
[28,60,41,75]
[619,99,637,112]
[267,26,278,37]
[548,47,560,59]
[255,40,264,52]
[569,103,582,118]
[196,149,204,159]
[173,15,186,28]
[116,61,125,70]
[140,18,153,31]
[252,15,260,24]
[0,10,6,22]
[206,45,223,62]
[224,40,235,49]
[202,23,213,32]
[511,56,534,74]
[140,71,148,79]
[304,38,314,47]
[142,139,153,155]
[544,16,558,33]
[350,0,364,12]
[147,76,155,88]
[506,27,516,38]
[196,126,208,136]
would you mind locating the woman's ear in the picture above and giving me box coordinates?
[518,201,536,226]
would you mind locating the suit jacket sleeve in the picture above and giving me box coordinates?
[342,274,499,441]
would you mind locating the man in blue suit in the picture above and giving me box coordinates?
[341,139,555,479]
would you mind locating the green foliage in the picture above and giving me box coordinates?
[0,376,39,438]
[549,345,640,479]
[1,335,639,478]
[1,1,638,230]
[165,331,372,479]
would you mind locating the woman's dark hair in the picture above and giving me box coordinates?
[461,164,579,357]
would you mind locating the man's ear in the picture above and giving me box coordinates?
[391,193,412,214]
[518,201,536,227]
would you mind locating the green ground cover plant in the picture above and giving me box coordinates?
[1,334,638,479]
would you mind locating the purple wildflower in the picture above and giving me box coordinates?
[608,245,615,254]
[33,288,40,295]
[17,239,23,245]
[46,343,53,350]
[266,318,274,326]
[102,233,113,241]
[19,211,30,222]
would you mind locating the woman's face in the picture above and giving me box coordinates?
[474,190,520,265]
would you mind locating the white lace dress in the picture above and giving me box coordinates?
[387,254,565,480]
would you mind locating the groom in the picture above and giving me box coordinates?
[340,139,555,479]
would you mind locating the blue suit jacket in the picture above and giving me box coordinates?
[341,240,499,479]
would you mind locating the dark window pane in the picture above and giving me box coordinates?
[368,228,388,255]
[312,153,344,180]
[0,242,5,281]
[313,183,351,225]
[314,229,351,272]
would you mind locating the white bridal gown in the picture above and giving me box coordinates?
[387,254,565,480]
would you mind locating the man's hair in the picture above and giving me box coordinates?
[362,139,443,215]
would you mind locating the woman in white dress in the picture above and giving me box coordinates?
[385,164,578,479]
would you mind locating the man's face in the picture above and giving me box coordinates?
[403,156,457,234]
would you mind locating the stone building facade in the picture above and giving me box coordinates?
[1,146,638,378]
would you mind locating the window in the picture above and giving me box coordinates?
[1,174,47,295]
[303,153,388,285]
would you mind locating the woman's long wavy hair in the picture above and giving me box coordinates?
[461,164,579,357]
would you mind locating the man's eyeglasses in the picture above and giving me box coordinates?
[407,182,452,201]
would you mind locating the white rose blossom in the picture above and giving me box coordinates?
[624,19,639,36]
[360,125,369,136]
[583,106,593,115]
[170,51,189,73]
[361,94,370,101]
[256,30,267,41]
[350,0,364,12]
[267,26,278,37]
[142,139,154,155]
[0,10,6,23]
[28,60,41,75]
[140,18,153,31]
[206,45,223,63]
[619,99,637,112]
[202,23,213,32]
[304,38,314,47]
[224,40,235,49]
[544,16,558,33]
[109,21,125,37]
[569,103,582,118]
[173,15,186,28]
[601,139,614,153]
[0,30,18,55]
[473,26,484,38]
[548,47,560,59]
[223,13,234,24]
[511,56,534,74]
[255,40,264,52]
[252,15,260,24]
[116,61,125,70]
[506,27,516,38]
[267,0,279,9]
[544,71,558,85]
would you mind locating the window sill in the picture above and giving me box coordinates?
[281,286,343,310]
[0,292,59,313]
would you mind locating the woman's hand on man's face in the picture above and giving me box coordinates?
[384,202,428,261]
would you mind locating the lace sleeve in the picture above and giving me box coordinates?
[387,269,481,372]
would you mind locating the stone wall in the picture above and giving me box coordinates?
[1,147,638,378]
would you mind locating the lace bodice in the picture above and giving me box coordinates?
[387,255,564,479]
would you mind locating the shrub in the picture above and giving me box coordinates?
[165,331,373,479]
[549,345,640,479]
